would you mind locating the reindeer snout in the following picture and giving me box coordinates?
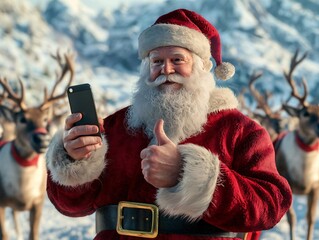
[31,130,51,153]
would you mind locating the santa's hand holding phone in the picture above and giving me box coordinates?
[63,113,103,160]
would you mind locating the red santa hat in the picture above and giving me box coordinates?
[138,8,235,80]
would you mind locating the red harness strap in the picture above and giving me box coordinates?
[0,141,39,167]
[295,132,319,152]
[0,140,7,148]
[273,131,319,153]
[11,143,39,167]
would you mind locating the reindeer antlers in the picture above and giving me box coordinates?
[248,71,277,118]
[0,77,27,111]
[40,51,75,110]
[284,49,309,107]
[0,50,75,112]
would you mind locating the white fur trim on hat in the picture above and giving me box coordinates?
[156,143,220,221]
[46,130,108,187]
[138,23,211,61]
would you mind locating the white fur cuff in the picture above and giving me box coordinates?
[156,144,220,221]
[46,130,108,187]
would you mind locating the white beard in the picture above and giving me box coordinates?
[126,55,215,144]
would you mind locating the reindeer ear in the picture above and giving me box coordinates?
[0,106,15,122]
[282,104,301,117]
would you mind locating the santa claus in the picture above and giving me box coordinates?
[46,8,292,240]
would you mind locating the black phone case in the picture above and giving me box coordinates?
[67,83,101,137]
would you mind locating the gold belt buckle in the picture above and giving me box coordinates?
[116,201,159,238]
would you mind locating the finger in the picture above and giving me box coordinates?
[68,142,102,160]
[98,117,104,132]
[153,119,171,146]
[98,117,103,126]
[141,159,150,177]
[64,135,102,150]
[65,113,82,130]
[141,158,148,170]
[64,135,102,158]
[66,125,100,140]
[140,148,151,159]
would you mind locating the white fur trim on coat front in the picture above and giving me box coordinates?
[156,143,220,221]
[46,130,108,187]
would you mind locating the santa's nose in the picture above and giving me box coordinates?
[161,60,175,75]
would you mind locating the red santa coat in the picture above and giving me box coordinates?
[46,89,292,240]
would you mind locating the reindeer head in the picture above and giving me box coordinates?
[283,105,319,139]
[0,52,74,156]
[283,49,319,142]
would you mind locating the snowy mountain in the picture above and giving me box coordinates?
[1,0,319,239]
[43,0,319,102]
[1,0,319,106]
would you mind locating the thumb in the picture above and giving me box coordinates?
[154,119,171,146]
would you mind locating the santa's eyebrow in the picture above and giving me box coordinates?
[149,53,160,59]
[170,52,187,58]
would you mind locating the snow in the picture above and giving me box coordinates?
[5,198,95,239]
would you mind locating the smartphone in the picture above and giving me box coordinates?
[67,83,101,137]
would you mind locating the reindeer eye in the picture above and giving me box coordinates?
[302,111,310,117]
[19,116,27,123]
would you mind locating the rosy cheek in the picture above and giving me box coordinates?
[181,67,193,77]
[150,68,160,81]
[186,70,192,77]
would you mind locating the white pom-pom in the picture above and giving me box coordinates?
[214,62,235,81]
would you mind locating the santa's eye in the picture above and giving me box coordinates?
[150,59,163,66]
[173,57,183,63]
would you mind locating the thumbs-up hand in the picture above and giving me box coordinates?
[140,119,182,188]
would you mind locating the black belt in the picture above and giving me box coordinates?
[96,202,239,238]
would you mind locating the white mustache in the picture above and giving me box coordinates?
[146,74,184,87]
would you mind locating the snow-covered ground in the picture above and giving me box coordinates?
[3,194,319,239]
[4,195,95,240]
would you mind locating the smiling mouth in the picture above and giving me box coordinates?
[163,80,175,85]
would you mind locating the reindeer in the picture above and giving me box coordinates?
[243,71,285,141]
[0,52,74,240]
[274,50,319,240]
